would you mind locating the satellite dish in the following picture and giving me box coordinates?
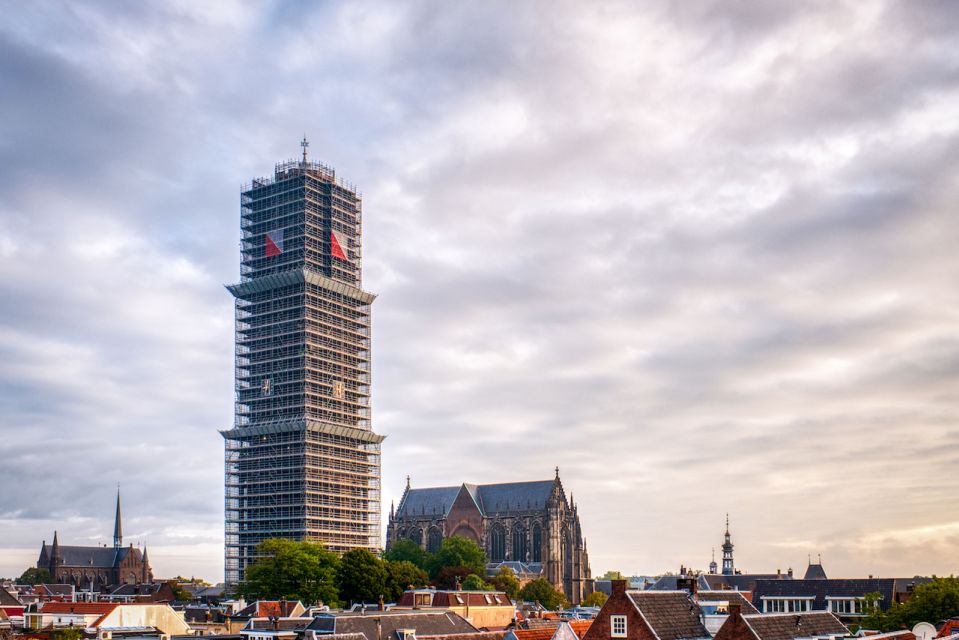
[912,622,936,640]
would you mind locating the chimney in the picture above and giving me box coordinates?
[378,595,385,612]
[612,580,627,597]
[728,604,742,621]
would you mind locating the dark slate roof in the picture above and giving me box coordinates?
[802,564,827,580]
[704,575,786,592]
[696,591,758,615]
[476,481,555,514]
[647,576,711,592]
[626,591,711,640]
[0,589,22,607]
[39,584,74,596]
[247,618,313,631]
[51,545,142,568]
[397,481,556,517]
[742,612,847,640]
[312,612,478,640]
[751,578,928,612]
[397,487,461,517]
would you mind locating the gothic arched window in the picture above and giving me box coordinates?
[531,523,542,563]
[409,527,423,547]
[427,527,442,553]
[512,525,528,562]
[489,524,506,562]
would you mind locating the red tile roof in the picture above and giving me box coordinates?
[569,620,593,639]
[40,603,118,615]
[512,628,555,640]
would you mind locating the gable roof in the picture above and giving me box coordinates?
[568,621,593,639]
[45,545,143,569]
[397,481,557,518]
[311,611,478,640]
[0,590,22,607]
[741,612,847,640]
[626,591,711,640]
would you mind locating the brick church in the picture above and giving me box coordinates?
[386,469,592,604]
[36,491,152,591]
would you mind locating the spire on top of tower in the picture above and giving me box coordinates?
[113,488,123,548]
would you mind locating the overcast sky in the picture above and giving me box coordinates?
[1,0,958,583]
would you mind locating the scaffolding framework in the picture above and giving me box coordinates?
[222,156,382,586]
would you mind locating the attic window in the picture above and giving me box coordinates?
[611,615,627,638]
[485,594,494,604]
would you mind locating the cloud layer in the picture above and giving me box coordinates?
[1,0,957,581]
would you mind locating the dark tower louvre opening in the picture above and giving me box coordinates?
[221,143,384,585]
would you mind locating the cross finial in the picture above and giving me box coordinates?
[301,135,309,163]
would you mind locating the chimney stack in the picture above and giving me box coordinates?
[728,604,741,619]
[612,580,627,597]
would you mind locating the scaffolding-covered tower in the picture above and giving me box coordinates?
[222,143,384,586]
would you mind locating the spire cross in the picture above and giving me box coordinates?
[301,135,309,163]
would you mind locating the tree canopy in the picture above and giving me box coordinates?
[384,539,430,571]
[860,577,959,631]
[489,565,521,599]
[462,574,495,591]
[18,567,51,585]
[429,536,487,579]
[519,578,569,610]
[385,560,429,601]
[583,591,608,607]
[237,539,339,606]
[337,548,389,605]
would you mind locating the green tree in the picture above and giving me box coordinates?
[435,565,476,590]
[462,574,495,591]
[18,567,51,585]
[385,561,429,602]
[600,570,625,581]
[860,578,959,632]
[583,591,608,607]
[51,629,84,640]
[519,578,569,610]
[429,536,487,579]
[337,548,389,605]
[237,538,340,606]
[489,565,521,600]
[385,539,430,571]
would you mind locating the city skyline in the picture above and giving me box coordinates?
[1,1,958,583]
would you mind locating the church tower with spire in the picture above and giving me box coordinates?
[722,514,735,575]
[36,491,152,590]
[113,489,123,548]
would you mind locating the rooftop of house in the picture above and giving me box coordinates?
[626,591,711,640]
[741,612,848,640]
[309,611,478,640]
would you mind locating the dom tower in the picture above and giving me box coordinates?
[222,140,384,585]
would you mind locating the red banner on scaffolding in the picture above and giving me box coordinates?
[265,229,284,257]
[331,229,348,261]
